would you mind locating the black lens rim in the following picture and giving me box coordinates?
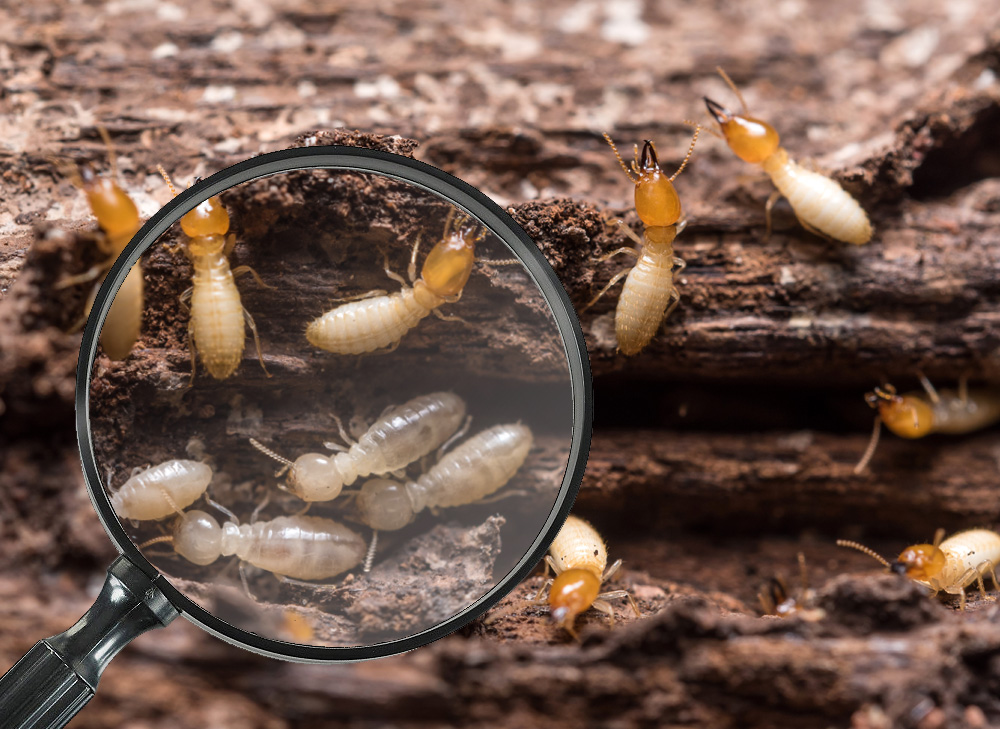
[75,145,592,662]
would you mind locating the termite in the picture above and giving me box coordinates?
[250,391,467,502]
[150,509,367,582]
[588,126,700,356]
[838,528,1000,610]
[355,422,534,532]
[854,375,1000,473]
[56,128,144,360]
[111,459,213,521]
[158,168,270,381]
[305,211,483,355]
[533,515,639,638]
[758,552,825,620]
[704,67,872,245]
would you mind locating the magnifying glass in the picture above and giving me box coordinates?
[0,145,591,728]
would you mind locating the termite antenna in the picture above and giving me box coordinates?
[603,132,639,184]
[363,530,378,573]
[716,66,749,114]
[853,415,882,474]
[96,124,119,180]
[669,124,701,182]
[207,496,239,524]
[249,437,294,467]
[836,539,892,568]
[157,164,179,196]
[138,535,174,549]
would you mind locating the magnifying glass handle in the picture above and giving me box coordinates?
[0,556,178,729]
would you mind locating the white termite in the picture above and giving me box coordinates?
[111,459,213,521]
[250,391,467,502]
[704,67,872,245]
[356,422,534,531]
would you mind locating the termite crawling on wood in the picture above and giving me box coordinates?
[305,211,484,355]
[111,459,213,521]
[703,67,872,245]
[854,375,1000,473]
[838,528,1000,610]
[758,552,825,620]
[355,422,534,532]
[589,126,700,356]
[533,515,639,638]
[250,391,467,502]
[148,509,367,582]
[158,167,270,382]
[56,128,144,360]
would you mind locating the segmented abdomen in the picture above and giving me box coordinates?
[101,262,144,360]
[615,247,677,356]
[306,289,430,355]
[191,261,245,379]
[939,529,1000,588]
[226,516,366,580]
[111,459,212,520]
[931,390,1000,435]
[763,152,872,245]
[407,423,533,509]
[347,392,467,476]
[549,515,607,577]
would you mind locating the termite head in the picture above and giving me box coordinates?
[80,166,141,239]
[421,218,478,298]
[704,98,780,164]
[172,509,223,566]
[549,568,601,634]
[865,385,934,439]
[633,141,682,227]
[290,453,346,502]
[181,196,230,239]
[892,543,945,582]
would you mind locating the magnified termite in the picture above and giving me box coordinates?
[146,508,367,582]
[838,528,1000,610]
[158,167,270,382]
[854,375,1000,473]
[110,459,213,521]
[355,422,534,533]
[587,126,700,356]
[55,127,144,360]
[305,211,485,355]
[250,391,467,502]
[532,515,639,638]
[703,67,872,245]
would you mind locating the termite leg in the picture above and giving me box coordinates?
[242,306,272,377]
[795,214,835,243]
[672,256,687,274]
[916,371,941,404]
[597,590,641,618]
[67,284,100,333]
[407,233,422,284]
[959,376,970,405]
[327,289,388,304]
[583,267,631,312]
[540,554,559,579]
[187,326,198,385]
[602,558,623,582]
[179,287,193,312]
[56,261,110,290]
[207,496,240,524]
[232,265,273,290]
[616,220,645,247]
[590,598,617,625]
[596,246,641,265]
[764,190,783,241]
[661,288,682,324]
[238,562,260,603]
[250,493,271,524]
[531,577,554,603]
[223,233,237,258]
[432,308,467,324]
[437,415,472,458]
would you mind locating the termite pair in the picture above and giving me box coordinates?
[306,211,484,355]
[840,528,1000,610]
[854,375,1000,473]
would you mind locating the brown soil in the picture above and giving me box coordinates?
[2,1,1000,727]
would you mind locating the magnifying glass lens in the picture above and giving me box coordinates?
[88,163,578,649]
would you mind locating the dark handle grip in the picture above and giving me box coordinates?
[0,556,178,729]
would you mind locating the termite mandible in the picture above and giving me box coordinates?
[704,67,872,245]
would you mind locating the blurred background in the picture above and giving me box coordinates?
[2,0,1000,726]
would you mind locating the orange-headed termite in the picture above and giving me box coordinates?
[111,459,213,521]
[250,391,467,502]
[588,126,700,356]
[838,528,1000,610]
[854,375,1000,473]
[355,422,534,532]
[151,509,367,581]
[704,67,872,245]
[758,552,825,620]
[56,128,144,360]
[158,167,270,382]
[533,515,639,638]
[305,212,484,355]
